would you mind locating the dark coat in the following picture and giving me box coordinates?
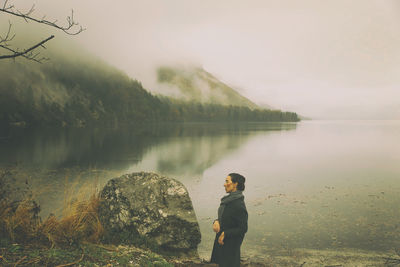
[210,197,248,267]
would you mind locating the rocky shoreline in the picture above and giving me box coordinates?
[2,244,397,267]
[1,170,399,266]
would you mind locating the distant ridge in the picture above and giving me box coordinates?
[157,66,259,109]
[0,35,300,127]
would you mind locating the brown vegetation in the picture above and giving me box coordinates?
[0,193,103,247]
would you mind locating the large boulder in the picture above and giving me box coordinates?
[99,172,201,254]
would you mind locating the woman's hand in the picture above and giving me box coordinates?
[218,231,225,245]
[212,220,220,233]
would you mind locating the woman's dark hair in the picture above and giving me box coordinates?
[229,173,246,191]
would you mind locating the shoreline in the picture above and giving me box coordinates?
[1,168,400,266]
[1,244,398,267]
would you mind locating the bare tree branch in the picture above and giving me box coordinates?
[0,1,84,35]
[0,0,84,62]
[0,45,45,63]
[0,35,54,62]
[0,21,15,45]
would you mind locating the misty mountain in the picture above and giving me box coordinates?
[0,36,299,127]
[157,66,259,109]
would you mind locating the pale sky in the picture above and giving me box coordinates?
[6,0,400,119]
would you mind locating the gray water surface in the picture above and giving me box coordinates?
[1,121,399,259]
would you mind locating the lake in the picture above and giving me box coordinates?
[1,120,399,260]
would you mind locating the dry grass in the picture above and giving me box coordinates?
[0,199,40,243]
[39,192,104,246]
[0,195,104,246]
[0,182,104,247]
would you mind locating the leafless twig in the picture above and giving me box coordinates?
[0,0,84,62]
[0,34,53,62]
[0,21,15,45]
[0,0,84,35]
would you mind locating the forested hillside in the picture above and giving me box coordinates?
[0,47,299,128]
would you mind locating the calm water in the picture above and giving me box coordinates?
[1,121,399,258]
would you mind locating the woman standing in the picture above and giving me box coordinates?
[210,173,248,267]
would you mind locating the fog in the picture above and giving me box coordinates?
[3,0,400,119]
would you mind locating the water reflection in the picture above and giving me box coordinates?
[0,122,297,220]
[3,121,398,259]
[0,122,296,170]
[192,120,400,257]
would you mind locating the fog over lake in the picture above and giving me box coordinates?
[1,120,399,259]
[3,1,400,265]
[3,0,400,120]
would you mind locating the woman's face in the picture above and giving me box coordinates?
[224,175,238,193]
